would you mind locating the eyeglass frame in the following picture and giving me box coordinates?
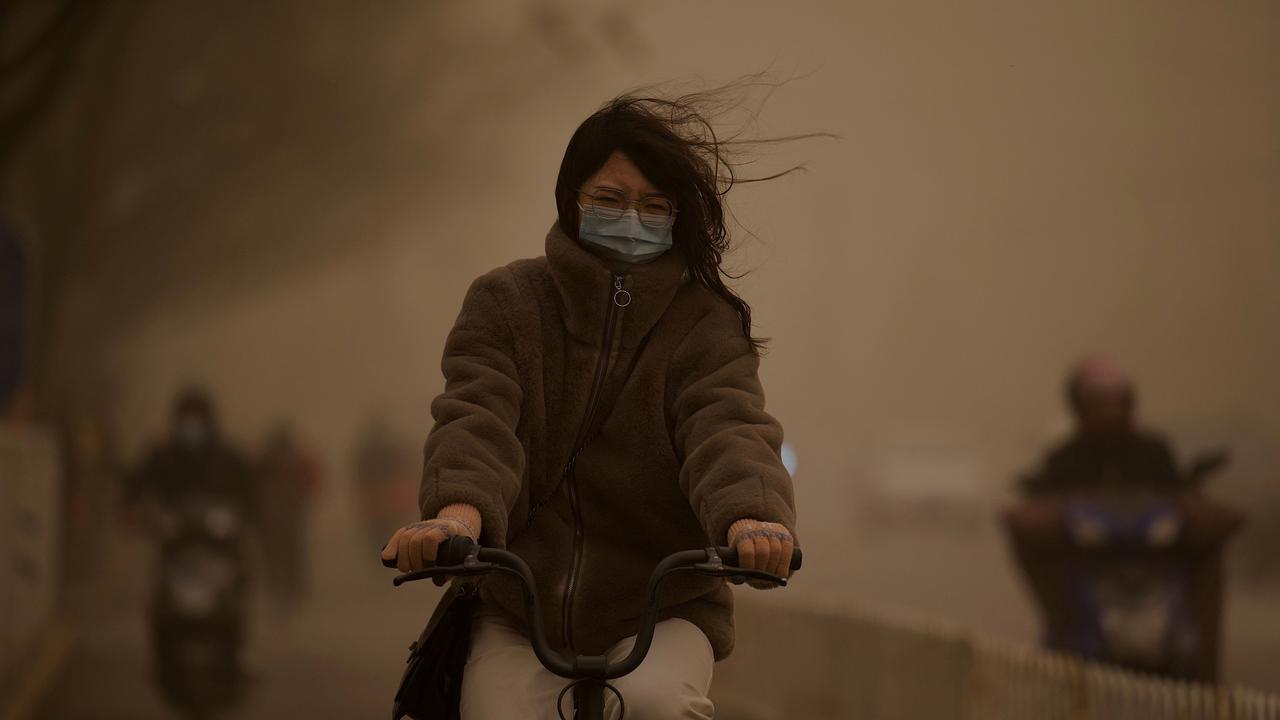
[576,189,679,228]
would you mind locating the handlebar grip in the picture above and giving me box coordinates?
[439,535,477,565]
[718,546,803,573]
[380,533,477,569]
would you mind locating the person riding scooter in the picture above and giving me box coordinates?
[1005,358,1243,680]
[127,387,256,716]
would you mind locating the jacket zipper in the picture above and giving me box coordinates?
[562,273,629,650]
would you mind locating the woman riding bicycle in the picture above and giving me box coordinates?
[381,87,800,720]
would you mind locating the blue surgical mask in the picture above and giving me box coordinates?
[577,206,673,264]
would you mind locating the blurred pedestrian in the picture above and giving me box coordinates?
[256,422,323,612]
[352,417,419,554]
[56,403,119,608]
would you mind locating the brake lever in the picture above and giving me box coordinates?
[393,563,497,587]
[693,564,789,587]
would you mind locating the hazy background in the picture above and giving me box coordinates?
[2,1,1277,716]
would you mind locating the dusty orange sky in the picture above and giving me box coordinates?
[6,0,1277,692]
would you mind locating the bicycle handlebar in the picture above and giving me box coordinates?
[385,536,801,680]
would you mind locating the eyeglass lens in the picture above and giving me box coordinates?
[584,189,674,227]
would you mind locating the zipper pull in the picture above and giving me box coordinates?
[612,275,632,308]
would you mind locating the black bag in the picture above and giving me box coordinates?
[391,582,481,720]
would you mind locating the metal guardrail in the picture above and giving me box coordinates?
[967,635,1280,720]
[716,600,1280,720]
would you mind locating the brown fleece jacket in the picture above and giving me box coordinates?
[419,222,797,660]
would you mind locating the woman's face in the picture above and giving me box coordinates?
[578,150,674,213]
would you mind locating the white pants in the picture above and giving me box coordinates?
[460,609,715,720]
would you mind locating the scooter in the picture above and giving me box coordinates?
[151,492,250,717]
[1002,451,1242,680]
[390,536,801,719]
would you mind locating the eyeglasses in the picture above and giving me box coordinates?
[577,188,677,228]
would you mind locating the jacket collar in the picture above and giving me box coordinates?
[545,222,688,348]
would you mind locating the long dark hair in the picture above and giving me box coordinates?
[554,81,827,354]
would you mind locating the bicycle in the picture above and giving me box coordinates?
[389,535,802,719]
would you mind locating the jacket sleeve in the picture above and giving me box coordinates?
[419,273,525,547]
[669,313,797,545]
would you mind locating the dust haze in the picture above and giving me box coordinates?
[3,1,1277,717]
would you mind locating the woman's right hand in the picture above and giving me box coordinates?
[380,503,482,572]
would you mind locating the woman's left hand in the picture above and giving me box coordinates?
[727,518,795,587]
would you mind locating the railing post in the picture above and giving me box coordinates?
[1069,658,1088,720]
[1216,685,1230,720]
